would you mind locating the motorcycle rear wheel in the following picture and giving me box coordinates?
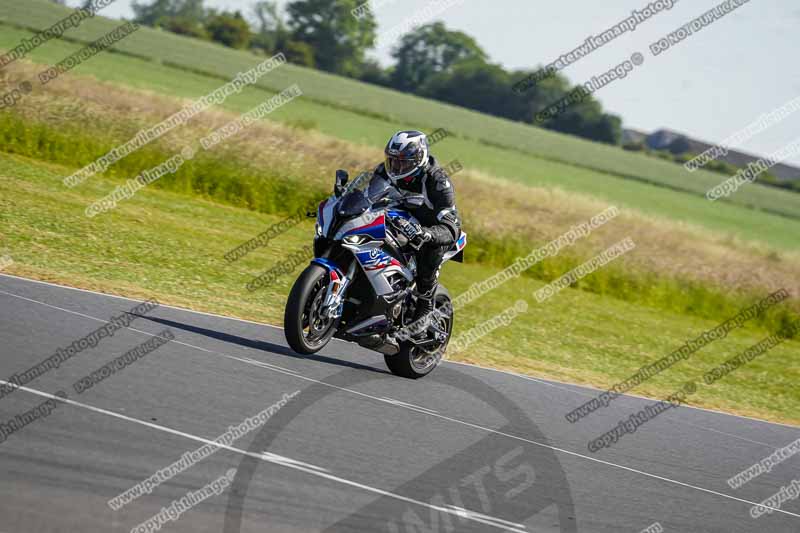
[384,287,452,379]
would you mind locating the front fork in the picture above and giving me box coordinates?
[317,259,356,320]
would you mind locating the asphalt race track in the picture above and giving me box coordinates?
[0,273,798,532]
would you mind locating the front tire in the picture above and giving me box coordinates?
[284,264,338,354]
[384,287,452,379]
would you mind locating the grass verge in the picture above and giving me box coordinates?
[1,152,798,426]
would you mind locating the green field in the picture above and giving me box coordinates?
[1,24,799,251]
[1,152,798,425]
[3,55,796,327]
[1,1,798,426]
[3,0,800,227]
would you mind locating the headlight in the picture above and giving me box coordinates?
[343,235,368,245]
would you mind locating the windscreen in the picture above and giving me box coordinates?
[337,190,370,217]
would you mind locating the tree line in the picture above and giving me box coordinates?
[47,0,800,193]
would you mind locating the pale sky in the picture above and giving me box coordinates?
[62,0,800,165]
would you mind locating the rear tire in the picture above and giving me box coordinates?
[284,264,338,354]
[384,287,452,379]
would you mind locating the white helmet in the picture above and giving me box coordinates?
[384,130,429,182]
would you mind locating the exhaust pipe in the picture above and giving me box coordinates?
[374,341,400,356]
[356,334,400,355]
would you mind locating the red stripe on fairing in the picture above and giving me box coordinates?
[351,214,385,233]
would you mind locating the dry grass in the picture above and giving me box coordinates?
[3,61,799,305]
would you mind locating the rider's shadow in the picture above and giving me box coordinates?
[131,313,389,375]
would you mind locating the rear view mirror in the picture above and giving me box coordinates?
[334,169,348,197]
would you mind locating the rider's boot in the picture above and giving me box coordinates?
[412,285,437,328]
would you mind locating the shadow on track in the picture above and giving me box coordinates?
[133,314,389,375]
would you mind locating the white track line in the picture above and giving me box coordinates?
[446,361,781,449]
[0,286,798,519]
[0,381,523,533]
[0,273,283,328]
[0,277,792,451]
[2,272,798,430]
[445,359,800,432]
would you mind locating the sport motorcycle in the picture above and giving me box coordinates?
[283,170,467,378]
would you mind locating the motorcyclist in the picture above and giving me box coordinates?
[372,130,461,324]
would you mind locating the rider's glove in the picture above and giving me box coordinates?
[394,218,431,249]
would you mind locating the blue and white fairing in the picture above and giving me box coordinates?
[335,208,416,296]
[312,172,466,309]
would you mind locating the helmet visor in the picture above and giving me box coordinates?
[386,151,422,177]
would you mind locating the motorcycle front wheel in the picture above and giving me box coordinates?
[284,264,339,354]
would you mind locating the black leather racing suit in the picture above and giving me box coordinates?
[373,156,461,294]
